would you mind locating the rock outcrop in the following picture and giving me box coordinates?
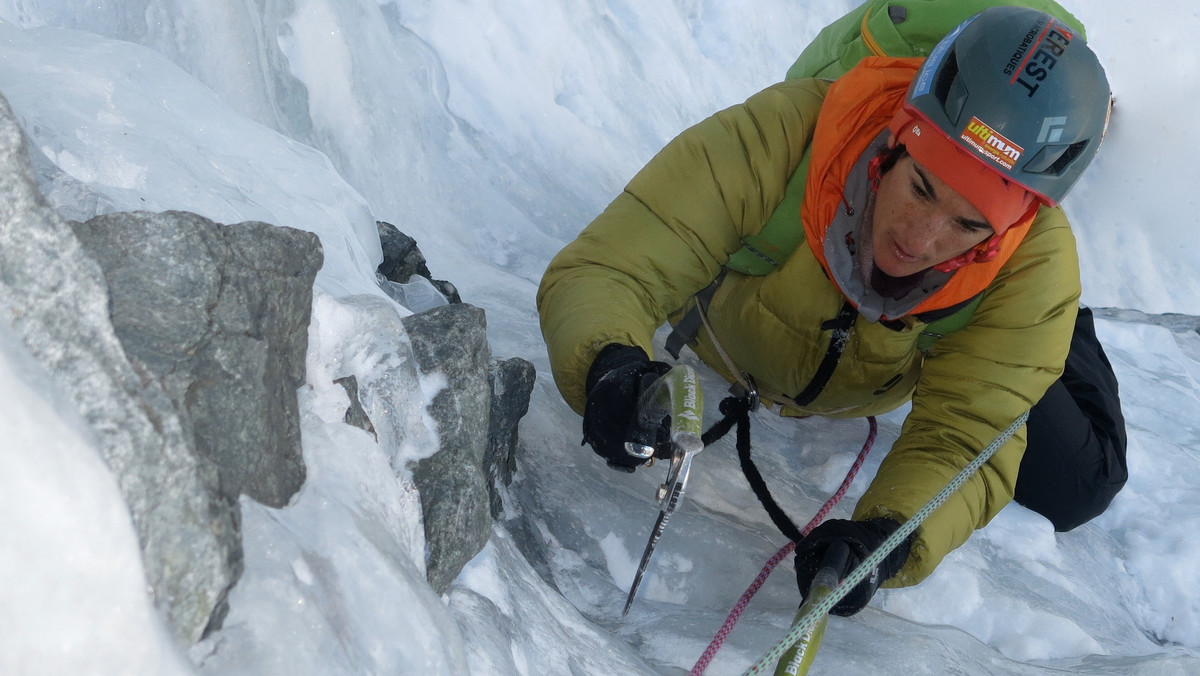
[401,303,535,593]
[0,83,536,648]
[71,210,320,509]
[0,93,243,645]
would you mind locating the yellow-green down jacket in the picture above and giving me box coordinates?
[537,77,1080,586]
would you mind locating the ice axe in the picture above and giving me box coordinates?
[621,364,704,615]
[771,541,849,675]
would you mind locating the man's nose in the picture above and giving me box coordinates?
[903,215,944,254]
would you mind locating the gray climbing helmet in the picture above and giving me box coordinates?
[902,5,1111,206]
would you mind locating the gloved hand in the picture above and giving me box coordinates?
[793,517,910,617]
[582,344,672,472]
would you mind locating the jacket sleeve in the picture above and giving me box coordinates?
[853,206,1082,586]
[538,79,830,413]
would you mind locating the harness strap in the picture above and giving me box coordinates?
[666,272,725,359]
[794,299,856,406]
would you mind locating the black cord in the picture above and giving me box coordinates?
[702,395,804,543]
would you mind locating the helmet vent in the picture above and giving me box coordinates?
[933,50,968,124]
[1025,140,1089,175]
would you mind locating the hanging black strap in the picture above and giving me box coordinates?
[702,395,804,543]
[792,298,856,406]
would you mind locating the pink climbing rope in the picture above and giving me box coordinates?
[689,416,878,675]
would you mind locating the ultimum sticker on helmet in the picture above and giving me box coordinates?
[902,6,1112,206]
[962,116,1024,170]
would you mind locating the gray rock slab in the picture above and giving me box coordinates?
[0,91,239,644]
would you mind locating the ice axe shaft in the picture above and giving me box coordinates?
[772,542,850,675]
[622,364,704,615]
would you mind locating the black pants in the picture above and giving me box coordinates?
[1013,307,1129,531]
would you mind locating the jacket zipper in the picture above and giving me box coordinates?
[860,10,886,57]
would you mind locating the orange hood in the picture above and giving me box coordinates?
[801,57,1036,318]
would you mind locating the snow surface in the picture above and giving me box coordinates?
[0,1,1198,674]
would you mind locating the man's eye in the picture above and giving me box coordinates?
[911,181,930,200]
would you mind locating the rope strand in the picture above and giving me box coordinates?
[689,416,878,675]
[741,411,1029,675]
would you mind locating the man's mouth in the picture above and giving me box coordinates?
[889,237,918,263]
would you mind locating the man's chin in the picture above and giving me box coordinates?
[873,259,921,279]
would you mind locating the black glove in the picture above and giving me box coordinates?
[582,344,672,472]
[793,518,910,617]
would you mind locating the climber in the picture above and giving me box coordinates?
[537,6,1126,616]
